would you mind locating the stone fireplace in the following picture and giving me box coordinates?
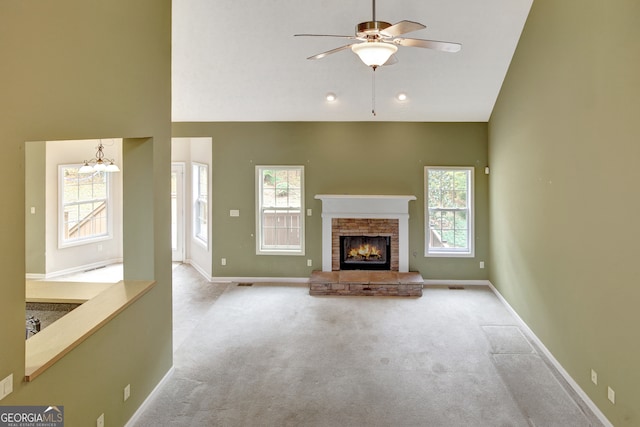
[334,219,397,270]
[315,194,416,272]
[310,195,422,297]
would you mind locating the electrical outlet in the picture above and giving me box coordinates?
[124,384,130,401]
[479,261,485,269]
[307,209,312,216]
[221,258,226,266]
[97,413,104,427]
[307,259,312,267]
[591,369,598,385]
[230,209,240,217]
[608,387,615,404]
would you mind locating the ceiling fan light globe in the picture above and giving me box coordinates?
[351,42,397,67]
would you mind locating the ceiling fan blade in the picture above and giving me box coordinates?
[395,37,461,53]
[381,20,426,37]
[295,34,357,40]
[307,44,356,60]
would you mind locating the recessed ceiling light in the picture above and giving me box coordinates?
[397,93,408,101]
[326,93,337,102]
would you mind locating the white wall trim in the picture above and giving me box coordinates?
[124,366,175,427]
[38,258,123,280]
[487,281,613,427]
[210,277,309,284]
[184,258,210,281]
[25,273,46,280]
[185,259,310,284]
[423,279,491,286]
[191,276,491,286]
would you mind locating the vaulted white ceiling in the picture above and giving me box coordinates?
[172,0,533,122]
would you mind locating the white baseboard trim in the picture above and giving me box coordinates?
[423,279,491,287]
[180,260,311,284]
[124,366,175,427]
[185,276,491,286]
[210,276,310,284]
[183,259,211,282]
[487,281,612,427]
[27,258,123,280]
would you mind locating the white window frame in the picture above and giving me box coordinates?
[424,166,474,257]
[256,165,305,255]
[58,164,113,248]
[192,162,209,248]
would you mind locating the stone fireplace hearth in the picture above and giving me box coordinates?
[311,195,422,297]
[309,270,424,297]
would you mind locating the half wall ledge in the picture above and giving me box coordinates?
[25,279,156,381]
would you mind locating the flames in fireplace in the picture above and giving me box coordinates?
[347,244,382,260]
[340,236,391,270]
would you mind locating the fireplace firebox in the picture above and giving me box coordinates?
[339,236,391,270]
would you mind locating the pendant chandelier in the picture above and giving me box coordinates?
[79,141,120,173]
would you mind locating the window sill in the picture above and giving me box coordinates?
[24,279,156,381]
[425,252,475,258]
[257,250,305,256]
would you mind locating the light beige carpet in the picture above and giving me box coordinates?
[132,277,603,427]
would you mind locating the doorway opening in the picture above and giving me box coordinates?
[171,163,185,262]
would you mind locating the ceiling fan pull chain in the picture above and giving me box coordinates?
[372,66,377,116]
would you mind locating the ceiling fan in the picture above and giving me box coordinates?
[295,0,462,68]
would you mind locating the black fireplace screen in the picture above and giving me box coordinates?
[340,235,391,270]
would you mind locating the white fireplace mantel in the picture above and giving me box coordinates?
[315,195,417,272]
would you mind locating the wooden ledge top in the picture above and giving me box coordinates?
[25,279,156,381]
[26,280,115,304]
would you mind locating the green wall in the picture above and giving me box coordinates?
[173,122,489,280]
[25,141,46,275]
[0,1,172,426]
[489,0,640,425]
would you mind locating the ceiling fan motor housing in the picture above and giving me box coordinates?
[356,21,392,39]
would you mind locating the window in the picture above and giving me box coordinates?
[256,166,304,255]
[59,165,111,247]
[193,163,209,246]
[425,167,474,257]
